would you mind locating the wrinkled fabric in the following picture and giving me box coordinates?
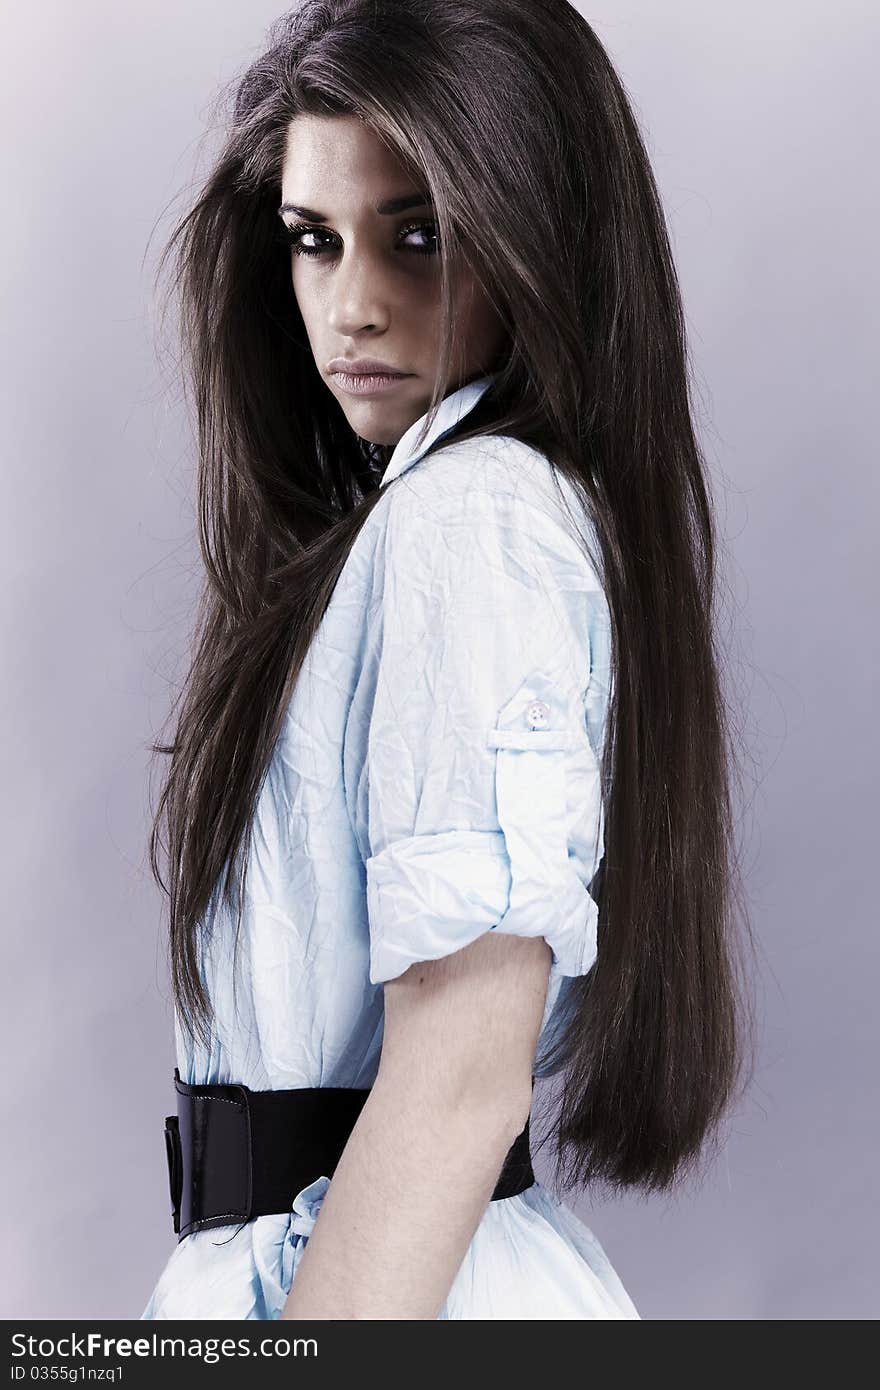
[140,374,640,1321]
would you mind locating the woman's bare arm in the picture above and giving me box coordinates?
[280,930,551,1320]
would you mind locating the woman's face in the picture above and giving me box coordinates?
[279,113,506,446]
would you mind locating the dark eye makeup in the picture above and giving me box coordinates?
[274,219,440,259]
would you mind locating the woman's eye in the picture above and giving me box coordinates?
[398,220,440,256]
[278,223,332,258]
[276,219,440,259]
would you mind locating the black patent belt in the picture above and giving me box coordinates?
[164,1067,535,1241]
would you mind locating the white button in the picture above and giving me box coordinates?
[525,699,550,730]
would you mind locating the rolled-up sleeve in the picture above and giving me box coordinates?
[357,457,610,988]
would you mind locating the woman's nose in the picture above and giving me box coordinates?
[326,255,392,336]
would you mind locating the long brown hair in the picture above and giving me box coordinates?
[148,0,756,1196]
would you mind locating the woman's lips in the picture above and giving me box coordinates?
[332,370,413,397]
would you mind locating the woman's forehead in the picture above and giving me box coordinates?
[280,112,425,208]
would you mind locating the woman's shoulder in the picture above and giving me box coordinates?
[376,431,604,592]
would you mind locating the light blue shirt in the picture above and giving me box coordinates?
[141,373,639,1321]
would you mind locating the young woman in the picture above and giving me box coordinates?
[141,0,753,1321]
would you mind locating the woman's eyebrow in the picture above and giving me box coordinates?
[277,192,433,221]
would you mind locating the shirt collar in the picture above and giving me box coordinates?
[379,373,494,489]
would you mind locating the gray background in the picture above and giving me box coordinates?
[2,1,876,1320]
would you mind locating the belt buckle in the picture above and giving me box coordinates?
[163,1114,182,1234]
[171,1068,253,1240]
